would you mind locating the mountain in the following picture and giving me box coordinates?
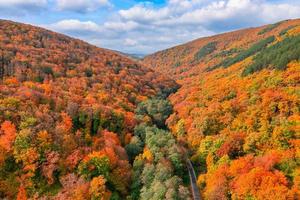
[124,53,145,60]
[0,20,179,199]
[143,19,300,199]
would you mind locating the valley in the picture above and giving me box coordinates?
[0,18,299,200]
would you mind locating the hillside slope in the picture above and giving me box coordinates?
[144,19,300,80]
[0,20,179,199]
[144,19,300,199]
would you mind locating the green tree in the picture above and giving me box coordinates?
[78,155,110,180]
[135,98,173,128]
[125,136,143,162]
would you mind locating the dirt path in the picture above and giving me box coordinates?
[186,159,201,200]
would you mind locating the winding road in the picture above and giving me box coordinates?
[186,159,201,200]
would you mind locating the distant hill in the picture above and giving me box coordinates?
[143,19,300,199]
[114,51,145,60]
[125,53,145,60]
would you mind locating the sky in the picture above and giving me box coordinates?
[0,0,300,54]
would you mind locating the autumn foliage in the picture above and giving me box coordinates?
[145,19,300,200]
[0,121,16,152]
[0,16,300,200]
[0,19,177,199]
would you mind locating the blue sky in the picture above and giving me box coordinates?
[0,0,300,54]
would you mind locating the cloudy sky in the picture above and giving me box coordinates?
[0,0,300,54]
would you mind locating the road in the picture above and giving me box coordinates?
[186,159,201,200]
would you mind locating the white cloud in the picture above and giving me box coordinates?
[119,5,170,23]
[55,0,110,12]
[104,21,139,31]
[0,0,47,14]
[41,0,300,54]
[118,0,298,28]
[0,0,47,7]
[45,19,103,33]
[124,38,138,46]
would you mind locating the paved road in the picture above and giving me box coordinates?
[186,159,201,200]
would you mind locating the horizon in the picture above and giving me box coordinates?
[0,0,300,54]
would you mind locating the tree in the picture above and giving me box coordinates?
[57,112,73,134]
[141,163,155,187]
[89,176,111,200]
[78,152,110,180]
[0,121,16,152]
[16,185,27,200]
[231,167,291,200]
[135,98,173,128]
[41,151,60,184]
[125,136,143,161]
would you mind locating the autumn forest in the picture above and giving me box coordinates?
[0,18,299,200]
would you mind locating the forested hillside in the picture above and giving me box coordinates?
[144,19,300,199]
[0,20,181,199]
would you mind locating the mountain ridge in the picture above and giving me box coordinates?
[144,18,300,200]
